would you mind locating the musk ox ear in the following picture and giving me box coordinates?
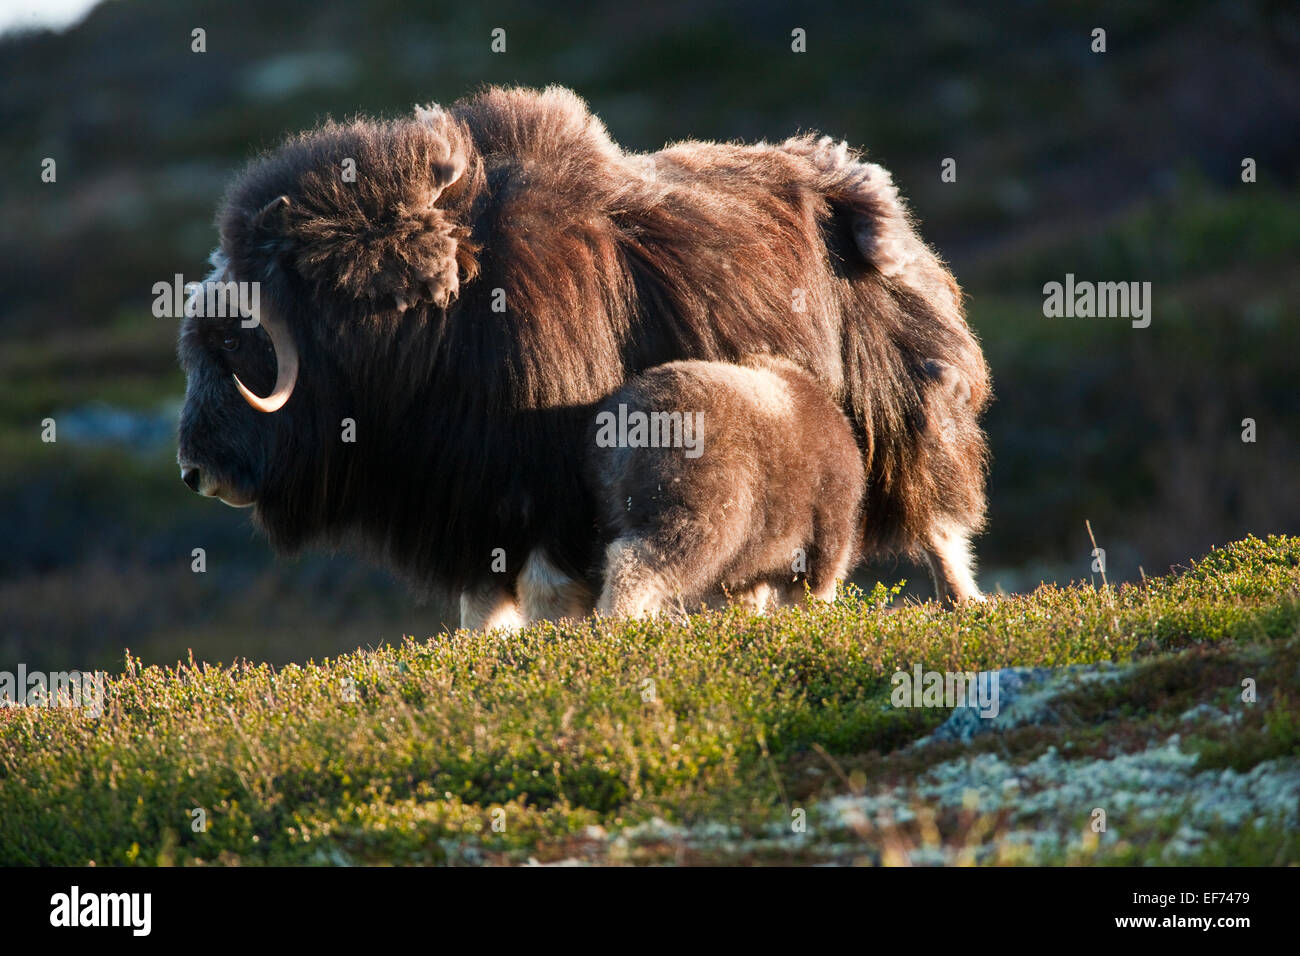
[274,114,476,313]
[252,194,291,231]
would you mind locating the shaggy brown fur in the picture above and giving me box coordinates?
[178,85,990,626]
[588,356,864,618]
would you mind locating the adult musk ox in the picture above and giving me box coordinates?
[176,85,990,628]
[589,356,865,619]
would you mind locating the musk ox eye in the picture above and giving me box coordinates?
[221,333,240,351]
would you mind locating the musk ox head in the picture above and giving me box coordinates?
[176,106,484,547]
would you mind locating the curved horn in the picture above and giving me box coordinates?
[233,310,298,413]
[233,195,297,411]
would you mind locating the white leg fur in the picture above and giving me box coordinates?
[517,549,595,623]
[596,537,680,619]
[811,576,841,603]
[459,582,526,632]
[735,580,773,613]
[923,521,984,605]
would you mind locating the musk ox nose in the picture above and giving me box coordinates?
[181,466,201,492]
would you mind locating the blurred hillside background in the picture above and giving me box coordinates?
[1,0,1297,670]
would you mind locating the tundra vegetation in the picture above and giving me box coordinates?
[2,536,1297,865]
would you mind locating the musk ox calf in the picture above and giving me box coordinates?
[589,356,864,619]
[176,85,990,629]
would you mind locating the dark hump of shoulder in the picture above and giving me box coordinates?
[454,86,629,205]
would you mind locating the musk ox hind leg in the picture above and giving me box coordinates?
[914,358,987,606]
[781,135,992,604]
[923,521,984,606]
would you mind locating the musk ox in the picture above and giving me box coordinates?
[176,85,990,629]
[589,356,864,619]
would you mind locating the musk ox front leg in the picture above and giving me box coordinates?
[517,549,596,623]
[459,551,595,631]
[458,581,526,632]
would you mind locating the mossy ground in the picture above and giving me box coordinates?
[1,535,1297,866]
